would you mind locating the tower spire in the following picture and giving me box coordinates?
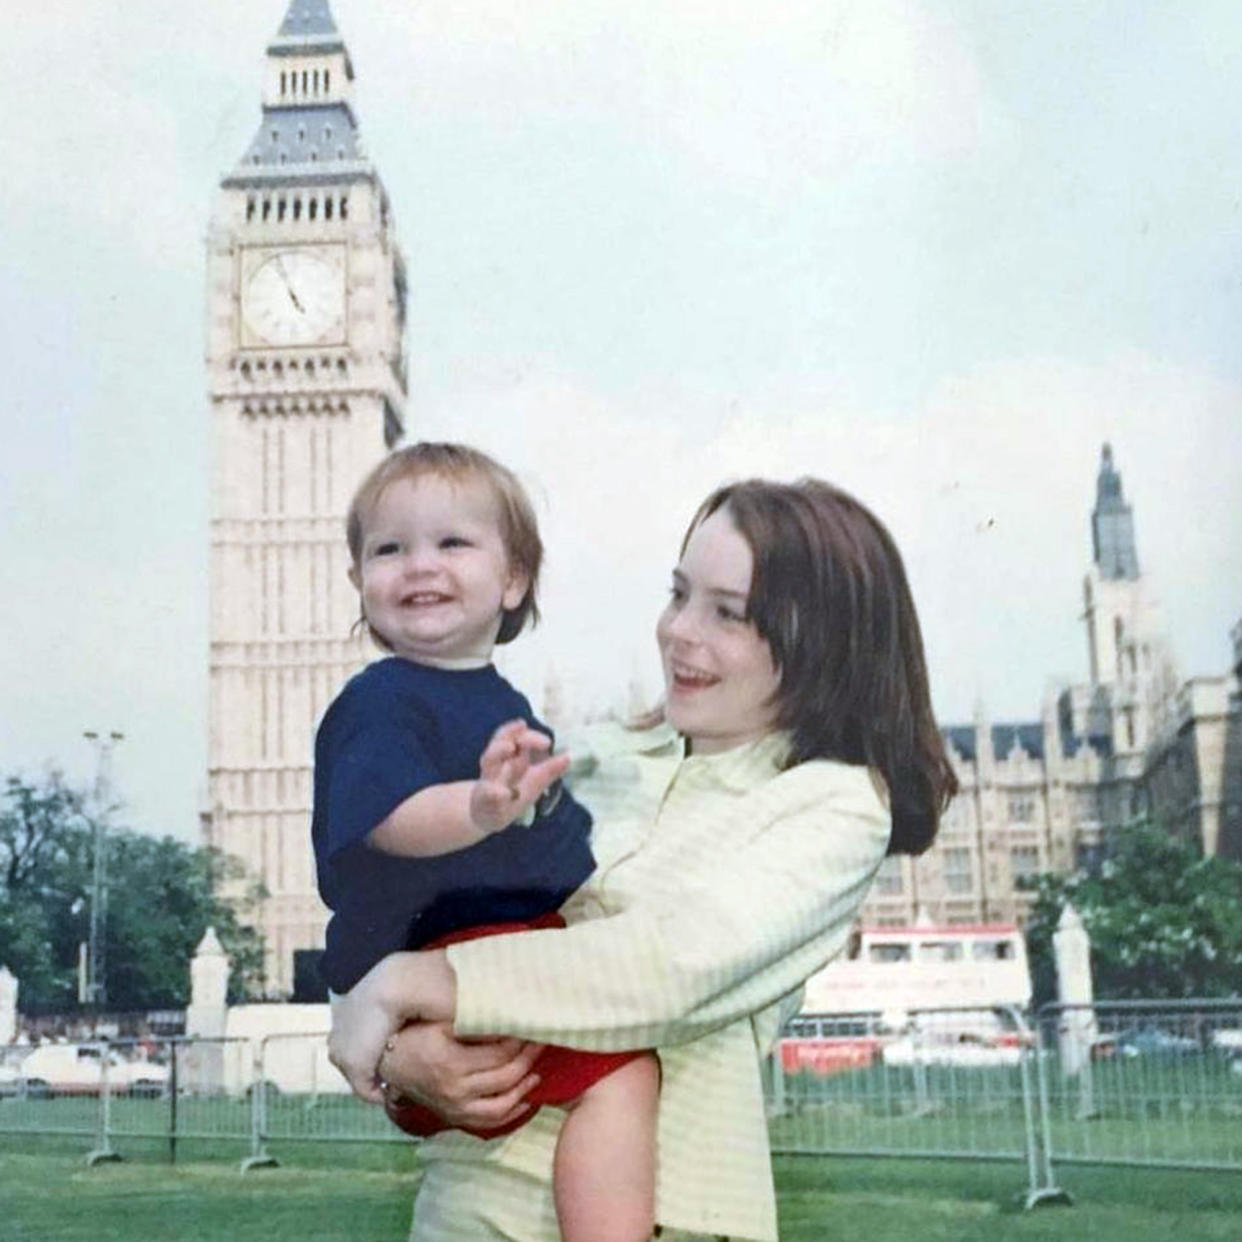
[275,0,340,44]
[228,0,363,177]
[1091,442,1139,580]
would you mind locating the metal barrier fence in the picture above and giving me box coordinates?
[766,1004,1067,1207]
[1032,999,1242,1171]
[2,999,1239,1197]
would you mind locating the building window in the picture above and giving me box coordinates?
[325,198,334,220]
[1076,842,1105,873]
[308,198,318,220]
[340,195,348,219]
[325,69,331,92]
[1008,795,1036,823]
[868,943,911,963]
[293,197,302,221]
[1010,845,1040,884]
[942,847,973,894]
[246,197,256,222]
[873,856,903,896]
[280,71,286,96]
[917,940,963,963]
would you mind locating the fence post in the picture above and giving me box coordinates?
[1018,1013,1071,1209]
[240,1036,279,1173]
[86,1042,122,1167]
[168,1038,179,1165]
[765,1050,787,1118]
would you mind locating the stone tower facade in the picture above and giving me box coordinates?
[1073,443,1178,759]
[203,0,407,995]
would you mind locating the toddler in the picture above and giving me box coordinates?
[312,442,658,1242]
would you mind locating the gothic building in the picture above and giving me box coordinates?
[1144,618,1242,860]
[203,0,407,995]
[860,444,1178,929]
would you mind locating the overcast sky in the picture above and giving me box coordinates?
[3,0,1240,842]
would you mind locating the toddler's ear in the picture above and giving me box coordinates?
[348,564,361,591]
[501,569,530,610]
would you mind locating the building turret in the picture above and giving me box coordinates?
[1091,443,1139,581]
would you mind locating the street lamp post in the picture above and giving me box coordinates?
[82,730,124,1010]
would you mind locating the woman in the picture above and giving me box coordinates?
[330,477,957,1241]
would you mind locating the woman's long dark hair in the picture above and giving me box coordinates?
[686,478,957,855]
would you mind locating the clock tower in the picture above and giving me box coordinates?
[204,0,407,995]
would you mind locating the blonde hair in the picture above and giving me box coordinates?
[346,442,543,647]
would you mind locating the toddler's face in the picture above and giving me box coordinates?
[350,472,526,663]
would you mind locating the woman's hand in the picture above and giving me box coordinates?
[328,950,458,1102]
[380,1022,545,1131]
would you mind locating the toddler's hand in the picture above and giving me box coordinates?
[471,719,571,834]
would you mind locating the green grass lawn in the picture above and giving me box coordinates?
[3,1137,1242,1242]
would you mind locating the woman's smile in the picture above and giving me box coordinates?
[656,508,781,754]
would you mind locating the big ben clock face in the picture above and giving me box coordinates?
[241,246,346,347]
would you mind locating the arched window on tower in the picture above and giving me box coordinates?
[325,69,331,92]
[278,198,287,221]
[302,70,308,94]
[280,71,287,96]
[262,199,271,221]
[325,197,333,220]
[246,197,256,222]
[308,198,318,221]
[313,70,320,93]
[340,196,348,219]
[293,198,302,221]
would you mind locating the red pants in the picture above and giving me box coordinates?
[384,912,645,1141]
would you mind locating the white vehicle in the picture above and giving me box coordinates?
[19,1044,169,1097]
[801,921,1032,1016]
[881,1032,1024,1068]
[782,921,1033,1077]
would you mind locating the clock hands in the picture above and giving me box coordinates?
[273,255,306,314]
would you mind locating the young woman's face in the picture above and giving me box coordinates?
[656,507,782,754]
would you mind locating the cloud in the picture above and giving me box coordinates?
[352,0,995,196]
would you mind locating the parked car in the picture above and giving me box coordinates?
[1209,1027,1242,1054]
[18,1044,169,1097]
[881,1033,1022,1068]
[1091,1025,1199,1060]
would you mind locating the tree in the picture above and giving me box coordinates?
[0,772,266,1012]
[1024,819,1242,1006]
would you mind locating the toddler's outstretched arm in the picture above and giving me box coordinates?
[365,720,570,858]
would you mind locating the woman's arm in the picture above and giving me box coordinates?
[448,761,889,1052]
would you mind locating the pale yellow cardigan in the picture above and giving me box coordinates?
[424,726,889,1241]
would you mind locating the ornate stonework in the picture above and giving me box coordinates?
[203,0,407,995]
